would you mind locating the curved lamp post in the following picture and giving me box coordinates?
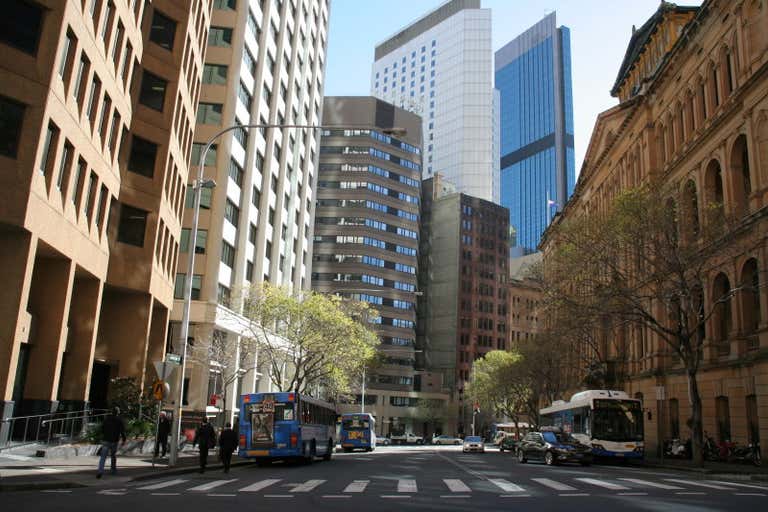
[168,123,406,466]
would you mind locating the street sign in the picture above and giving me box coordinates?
[153,380,170,400]
[166,353,182,364]
[153,361,178,380]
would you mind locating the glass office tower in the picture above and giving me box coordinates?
[495,12,575,254]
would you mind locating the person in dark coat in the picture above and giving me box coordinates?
[97,407,126,478]
[218,422,238,473]
[193,418,216,473]
[155,412,171,458]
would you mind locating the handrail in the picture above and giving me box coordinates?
[0,408,109,423]
[41,412,110,427]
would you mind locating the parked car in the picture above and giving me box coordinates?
[462,436,485,453]
[498,435,518,452]
[390,432,424,445]
[517,428,593,466]
[432,435,462,445]
[378,436,392,446]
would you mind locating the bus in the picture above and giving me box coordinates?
[339,413,376,452]
[238,392,337,464]
[540,390,644,459]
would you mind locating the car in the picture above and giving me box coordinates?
[462,436,485,453]
[378,436,391,446]
[516,428,593,466]
[498,435,518,452]
[390,432,424,445]
[432,435,462,445]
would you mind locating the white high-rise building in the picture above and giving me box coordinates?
[169,0,330,418]
[371,0,499,203]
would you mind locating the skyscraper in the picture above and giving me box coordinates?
[314,97,452,436]
[0,0,210,424]
[495,12,575,254]
[168,0,330,417]
[371,0,499,203]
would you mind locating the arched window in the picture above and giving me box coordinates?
[699,80,708,120]
[683,179,700,239]
[686,91,696,134]
[740,258,761,347]
[712,273,732,354]
[746,395,760,444]
[724,47,735,95]
[711,63,720,108]
[704,159,725,218]
[657,123,667,166]
[730,134,752,215]
[677,103,685,147]
[666,197,679,245]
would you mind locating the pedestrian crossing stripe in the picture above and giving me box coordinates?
[122,476,759,496]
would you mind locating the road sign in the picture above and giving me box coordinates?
[153,380,170,400]
[153,361,178,380]
[166,353,182,364]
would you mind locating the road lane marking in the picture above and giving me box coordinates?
[322,495,351,498]
[733,493,766,496]
[531,478,577,491]
[559,493,590,497]
[490,479,525,493]
[151,492,180,496]
[618,478,683,490]
[138,479,189,490]
[188,479,238,492]
[575,478,629,490]
[707,480,768,490]
[98,489,128,495]
[290,479,326,492]
[665,479,732,490]
[239,479,281,492]
[264,494,293,498]
[499,494,532,497]
[41,490,72,493]
[343,480,369,493]
[443,479,471,493]
[617,492,648,496]
[441,495,470,498]
[675,492,707,495]
[207,494,236,497]
[382,495,412,498]
[398,479,417,493]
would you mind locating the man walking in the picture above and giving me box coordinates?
[193,418,216,473]
[218,422,238,473]
[97,407,126,478]
[155,412,171,458]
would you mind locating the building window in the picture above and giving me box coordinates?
[180,228,207,254]
[202,64,228,85]
[149,10,176,50]
[117,203,148,247]
[185,185,212,209]
[208,26,233,47]
[39,122,59,176]
[197,103,223,124]
[228,158,243,186]
[217,284,231,306]
[190,143,217,166]
[224,199,239,227]
[237,80,252,109]
[139,71,166,111]
[175,273,202,300]
[2,0,43,55]
[0,96,25,158]
[715,396,730,442]
[213,0,236,9]
[95,185,108,230]
[56,141,73,190]
[252,186,261,207]
[127,136,157,178]
[58,30,76,82]
[220,241,235,267]
[248,223,257,244]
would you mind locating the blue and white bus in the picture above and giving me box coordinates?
[238,392,337,464]
[339,413,376,452]
[540,390,644,459]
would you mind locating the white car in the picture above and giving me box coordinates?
[432,435,462,445]
[462,436,485,453]
[378,436,391,446]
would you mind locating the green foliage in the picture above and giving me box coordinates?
[466,350,531,426]
[107,377,156,420]
[236,283,380,397]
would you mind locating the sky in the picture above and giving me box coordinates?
[323,0,702,176]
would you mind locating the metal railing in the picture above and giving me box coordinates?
[1,408,109,450]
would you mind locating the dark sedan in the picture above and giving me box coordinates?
[498,436,518,452]
[517,429,593,466]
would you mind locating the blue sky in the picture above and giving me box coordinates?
[324,0,702,174]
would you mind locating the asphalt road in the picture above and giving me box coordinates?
[4,445,766,511]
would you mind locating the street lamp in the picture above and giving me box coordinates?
[167,123,407,466]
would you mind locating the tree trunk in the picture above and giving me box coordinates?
[686,368,704,466]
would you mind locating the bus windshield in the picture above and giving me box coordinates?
[342,418,371,430]
[593,399,643,441]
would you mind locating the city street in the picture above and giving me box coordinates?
[2,445,765,511]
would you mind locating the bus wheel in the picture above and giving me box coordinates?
[323,440,333,460]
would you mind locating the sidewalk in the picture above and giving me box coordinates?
[639,456,768,481]
[0,451,252,492]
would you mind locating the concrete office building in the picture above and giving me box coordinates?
[419,174,509,434]
[313,97,450,436]
[371,0,499,203]
[168,0,330,418]
[0,0,210,431]
[495,12,575,254]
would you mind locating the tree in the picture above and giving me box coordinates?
[415,398,448,437]
[465,350,531,438]
[541,185,749,465]
[232,283,380,397]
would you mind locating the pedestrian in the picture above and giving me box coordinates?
[97,407,126,478]
[155,411,171,458]
[193,418,216,473]
[218,422,238,473]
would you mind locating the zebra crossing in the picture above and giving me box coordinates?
[86,475,768,498]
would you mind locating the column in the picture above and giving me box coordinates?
[95,289,152,383]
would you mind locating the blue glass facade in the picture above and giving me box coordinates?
[496,15,575,253]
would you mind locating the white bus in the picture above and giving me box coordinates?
[540,390,644,459]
